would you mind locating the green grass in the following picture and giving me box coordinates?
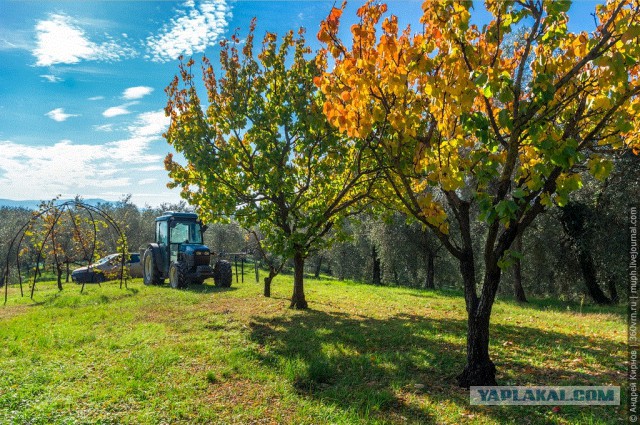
[0,274,626,424]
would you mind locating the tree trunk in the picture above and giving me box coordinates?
[513,233,527,303]
[560,202,611,305]
[457,307,497,388]
[425,250,435,289]
[263,264,281,298]
[65,262,70,283]
[314,255,323,279]
[577,245,611,304]
[290,250,308,309]
[56,263,63,291]
[372,245,381,286]
[263,276,272,298]
[456,252,498,388]
[607,275,619,304]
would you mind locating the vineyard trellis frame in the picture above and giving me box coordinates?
[2,199,129,304]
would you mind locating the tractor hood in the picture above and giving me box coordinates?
[179,244,210,255]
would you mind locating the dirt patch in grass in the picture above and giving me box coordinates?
[0,304,28,321]
[202,378,295,424]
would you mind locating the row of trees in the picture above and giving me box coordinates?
[163,0,639,386]
[2,170,633,303]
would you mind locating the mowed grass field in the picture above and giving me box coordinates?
[0,274,626,424]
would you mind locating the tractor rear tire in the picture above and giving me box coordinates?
[213,260,233,288]
[143,249,163,286]
[169,262,188,289]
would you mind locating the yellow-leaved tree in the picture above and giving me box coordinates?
[318,0,639,386]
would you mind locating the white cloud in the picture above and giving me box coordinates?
[139,165,165,172]
[146,0,231,62]
[129,110,169,137]
[32,13,136,67]
[94,124,114,132]
[40,74,62,83]
[0,140,130,198]
[103,101,137,118]
[0,29,32,51]
[46,108,79,122]
[88,96,104,101]
[123,86,154,100]
[0,37,20,50]
[0,109,170,201]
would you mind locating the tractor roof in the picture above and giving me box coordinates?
[156,211,199,222]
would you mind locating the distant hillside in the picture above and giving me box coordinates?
[0,198,110,210]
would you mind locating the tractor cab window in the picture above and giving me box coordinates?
[156,221,168,245]
[169,221,203,245]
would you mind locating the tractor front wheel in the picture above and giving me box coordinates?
[213,260,233,288]
[169,262,188,289]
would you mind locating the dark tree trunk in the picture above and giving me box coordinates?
[425,250,435,289]
[65,262,70,283]
[607,275,619,304]
[263,265,278,298]
[577,245,611,304]
[314,255,323,279]
[513,233,527,303]
[290,250,308,309]
[458,256,503,388]
[457,307,497,388]
[263,276,272,298]
[372,245,381,286]
[457,254,497,388]
[56,263,63,291]
[560,202,611,305]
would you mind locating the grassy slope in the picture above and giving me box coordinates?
[0,275,625,424]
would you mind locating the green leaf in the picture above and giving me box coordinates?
[512,188,526,199]
[588,157,613,181]
[547,0,571,15]
[498,109,512,130]
[497,85,514,104]
[474,72,488,88]
[483,84,493,98]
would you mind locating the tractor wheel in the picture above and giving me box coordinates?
[213,260,233,288]
[169,262,188,289]
[143,249,163,286]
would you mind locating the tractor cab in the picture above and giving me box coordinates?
[156,212,207,270]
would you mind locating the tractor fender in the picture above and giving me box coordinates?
[146,243,165,275]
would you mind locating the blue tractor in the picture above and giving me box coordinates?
[141,212,232,288]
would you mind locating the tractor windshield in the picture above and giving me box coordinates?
[170,221,203,244]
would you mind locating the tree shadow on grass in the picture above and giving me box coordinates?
[27,286,141,308]
[498,296,626,319]
[247,309,625,424]
[405,288,625,319]
[182,283,238,294]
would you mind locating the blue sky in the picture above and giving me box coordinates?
[0,0,598,207]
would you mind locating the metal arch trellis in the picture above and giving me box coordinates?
[2,200,129,304]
